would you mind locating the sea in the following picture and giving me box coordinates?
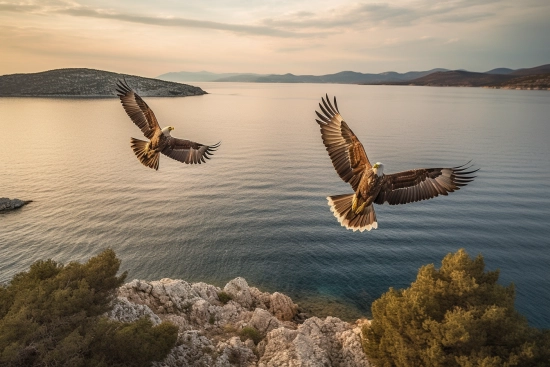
[1,83,549,328]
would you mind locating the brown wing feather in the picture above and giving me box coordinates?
[161,136,220,165]
[315,95,371,191]
[116,80,160,139]
[375,163,478,205]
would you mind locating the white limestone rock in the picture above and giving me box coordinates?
[269,292,298,322]
[258,317,370,367]
[249,308,282,335]
[115,277,371,367]
[108,296,161,325]
[250,286,272,310]
[153,330,216,367]
[224,277,254,309]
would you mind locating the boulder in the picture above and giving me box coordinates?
[249,308,282,335]
[108,296,161,325]
[0,197,32,211]
[223,277,254,309]
[269,292,298,321]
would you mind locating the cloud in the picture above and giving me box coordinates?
[0,2,322,38]
[0,3,40,12]
[59,6,307,37]
[260,0,502,30]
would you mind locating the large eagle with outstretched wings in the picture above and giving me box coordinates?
[315,95,477,232]
[116,80,220,170]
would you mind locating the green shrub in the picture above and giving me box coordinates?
[218,291,233,305]
[0,249,178,367]
[362,249,550,367]
[239,326,262,345]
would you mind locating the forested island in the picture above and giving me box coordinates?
[0,68,206,97]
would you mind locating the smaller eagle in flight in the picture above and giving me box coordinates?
[315,95,477,232]
[116,80,220,170]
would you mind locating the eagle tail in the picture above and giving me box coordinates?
[130,138,160,170]
[327,194,378,232]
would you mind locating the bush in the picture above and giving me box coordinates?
[362,249,550,367]
[0,249,178,367]
[239,326,262,345]
[218,291,233,305]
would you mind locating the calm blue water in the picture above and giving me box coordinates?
[1,83,549,328]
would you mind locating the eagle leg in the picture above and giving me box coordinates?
[351,194,358,212]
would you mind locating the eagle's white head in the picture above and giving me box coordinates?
[373,162,384,177]
[161,126,175,136]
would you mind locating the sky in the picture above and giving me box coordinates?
[1,0,549,77]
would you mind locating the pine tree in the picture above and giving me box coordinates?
[362,249,550,367]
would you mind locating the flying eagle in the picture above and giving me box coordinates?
[116,80,220,170]
[315,95,477,232]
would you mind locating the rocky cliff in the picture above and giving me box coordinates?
[109,277,371,366]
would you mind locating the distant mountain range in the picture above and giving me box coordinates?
[1,64,548,98]
[157,69,448,84]
[157,64,549,90]
[0,68,206,97]
[372,64,550,89]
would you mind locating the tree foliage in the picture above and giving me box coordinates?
[362,249,550,367]
[0,249,178,367]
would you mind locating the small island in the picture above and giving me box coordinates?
[0,197,32,211]
[0,68,206,97]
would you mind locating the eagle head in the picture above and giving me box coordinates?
[373,162,384,177]
[162,126,175,136]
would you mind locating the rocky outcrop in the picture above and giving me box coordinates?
[111,277,370,367]
[0,198,32,211]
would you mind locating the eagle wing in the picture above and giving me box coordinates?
[161,136,220,164]
[116,80,160,139]
[375,163,478,205]
[315,95,371,191]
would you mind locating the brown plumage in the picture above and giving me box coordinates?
[315,95,478,232]
[116,80,220,170]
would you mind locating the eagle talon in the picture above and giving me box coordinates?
[355,202,366,215]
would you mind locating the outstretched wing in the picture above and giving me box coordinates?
[315,95,371,191]
[161,136,220,164]
[375,163,478,205]
[116,79,160,139]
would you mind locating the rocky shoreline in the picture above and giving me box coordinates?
[0,197,32,211]
[109,277,371,366]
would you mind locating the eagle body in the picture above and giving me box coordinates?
[116,80,220,170]
[315,95,477,232]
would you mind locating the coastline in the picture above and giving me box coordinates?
[111,276,371,366]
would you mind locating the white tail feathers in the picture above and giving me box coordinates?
[130,138,160,170]
[327,194,378,232]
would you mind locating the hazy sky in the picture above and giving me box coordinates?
[1,0,549,77]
